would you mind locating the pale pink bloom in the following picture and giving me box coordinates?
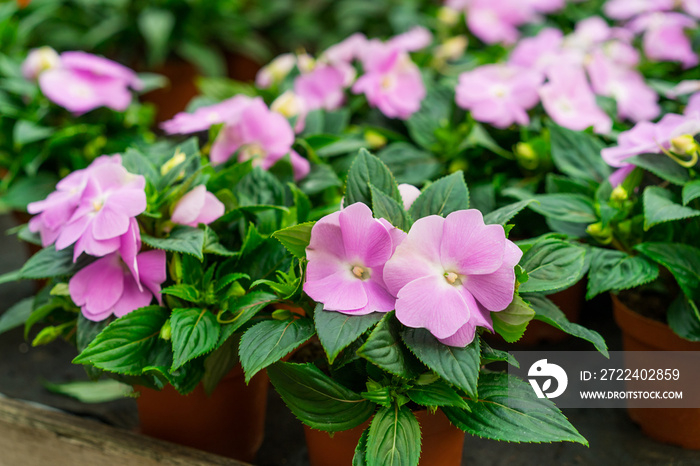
[304,203,406,315]
[171,185,225,227]
[22,47,60,80]
[539,66,612,134]
[255,53,297,89]
[668,80,700,98]
[526,0,564,13]
[628,12,698,69]
[586,51,660,122]
[600,40,640,68]
[455,64,543,128]
[69,249,166,322]
[603,0,674,20]
[399,184,421,210]
[322,33,368,64]
[387,26,433,52]
[466,0,536,45]
[509,28,568,73]
[686,93,700,115]
[565,16,612,51]
[601,113,692,185]
[383,210,521,346]
[684,0,700,17]
[271,90,308,133]
[27,155,123,248]
[352,42,426,119]
[160,96,251,134]
[210,98,310,180]
[54,161,147,261]
[38,51,142,114]
[294,64,347,111]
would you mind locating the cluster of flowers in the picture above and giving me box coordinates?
[256,26,430,121]
[22,47,143,114]
[26,156,224,321]
[303,202,521,347]
[456,16,665,133]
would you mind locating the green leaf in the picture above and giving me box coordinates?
[315,305,383,364]
[239,319,315,382]
[353,428,370,466]
[628,153,690,186]
[73,306,168,375]
[528,194,597,223]
[635,242,700,301]
[170,308,220,371]
[122,148,159,186]
[483,200,536,225]
[683,180,700,205]
[443,372,587,444]
[160,284,200,303]
[138,8,175,66]
[19,247,83,279]
[408,172,469,220]
[0,297,33,335]
[0,173,58,210]
[548,122,610,183]
[525,294,608,357]
[586,248,659,299]
[407,381,470,410]
[267,361,375,432]
[345,148,400,207]
[142,226,205,260]
[366,405,421,466]
[518,239,586,294]
[272,222,314,259]
[370,184,411,231]
[480,341,519,368]
[357,312,423,379]
[643,186,700,230]
[667,295,700,342]
[405,83,453,150]
[13,120,54,146]
[402,328,480,397]
[289,183,312,223]
[219,291,278,338]
[43,380,132,404]
[202,333,240,395]
[491,294,535,343]
[378,143,440,185]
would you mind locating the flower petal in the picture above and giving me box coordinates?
[441,210,505,275]
[303,270,368,312]
[339,203,392,267]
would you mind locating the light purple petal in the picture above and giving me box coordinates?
[441,210,505,275]
[463,240,520,311]
[92,205,130,240]
[339,203,392,267]
[171,185,206,226]
[112,275,153,318]
[303,270,368,312]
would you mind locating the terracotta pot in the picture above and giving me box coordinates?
[612,293,700,449]
[135,365,268,461]
[141,60,200,123]
[225,53,262,82]
[304,409,465,466]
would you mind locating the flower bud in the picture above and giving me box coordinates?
[364,129,387,149]
[255,53,297,88]
[22,46,61,81]
[161,149,187,176]
[514,142,539,170]
[160,320,172,341]
[610,185,628,202]
[435,36,468,62]
[586,222,613,244]
[670,134,698,156]
[271,90,305,119]
[437,7,460,26]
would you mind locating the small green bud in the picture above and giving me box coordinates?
[610,185,628,202]
[415,372,440,386]
[272,309,292,320]
[50,283,70,296]
[32,326,62,346]
[160,320,172,341]
[169,253,183,283]
[449,159,469,173]
[364,130,387,149]
[670,134,697,156]
[514,142,539,170]
[586,222,613,244]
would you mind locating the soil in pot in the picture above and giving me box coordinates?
[135,364,268,461]
[612,292,700,449]
[304,409,465,466]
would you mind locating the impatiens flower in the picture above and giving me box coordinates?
[27,155,123,247]
[383,210,521,346]
[686,93,700,116]
[387,26,433,52]
[22,46,60,80]
[38,51,143,114]
[271,90,308,133]
[604,0,674,20]
[294,64,347,111]
[304,203,405,315]
[322,33,368,64]
[171,185,225,227]
[352,42,426,119]
[628,12,698,69]
[539,66,612,134]
[255,53,297,89]
[684,0,700,17]
[53,160,147,260]
[465,0,534,45]
[161,96,251,134]
[509,28,567,73]
[399,184,421,210]
[601,113,694,185]
[455,64,543,128]
[210,97,310,180]
[69,249,166,321]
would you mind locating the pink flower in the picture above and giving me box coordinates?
[466,0,534,45]
[603,0,674,20]
[255,53,297,89]
[210,98,310,180]
[22,47,60,80]
[27,155,124,248]
[383,210,521,346]
[352,42,425,119]
[304,203,406,315]
[686,92,700,115]
[684,0,700,17]
[628,12,698,69]
[509,28,567,73]
[161,96,251,134]
[455,64,543,128]
[322,33,368,64]
[294,64,347,111]
[53,160,147,261]
[399,184,421,210]
[387,26,433,52]
[539,66,612,134]
[171,185,225,227]
[586,51,660,123]
[69,249,166,322]
[38,51,143,114]
[526,0,564,14]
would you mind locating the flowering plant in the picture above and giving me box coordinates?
[0,47,155,212]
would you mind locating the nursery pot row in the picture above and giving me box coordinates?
[612,294,700,450]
